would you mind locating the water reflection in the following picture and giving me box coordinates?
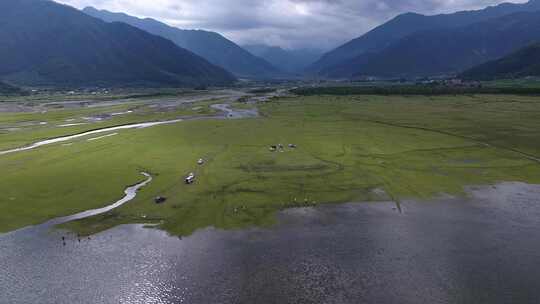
[1,182,540,304]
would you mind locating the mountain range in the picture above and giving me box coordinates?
[0,82,23,95]
[324,11,540,78]
[83,7,281,79]
[461,42,540,80]
[243,45,324,74]
[3,0,540,87]
[310,0,540,78]
[0,0,235,87]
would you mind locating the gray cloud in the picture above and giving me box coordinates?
[57,0,526,50]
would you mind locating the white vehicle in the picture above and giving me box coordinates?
[185,173,195,184]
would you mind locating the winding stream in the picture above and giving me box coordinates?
[5,172,153,233]
[0,119,184,156]
[0,103,258,156]
[45,172,153,227]
[0,102,256,232]
[210,103,258,119]
[0,103,256,229]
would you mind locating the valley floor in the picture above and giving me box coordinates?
[1,92,539,235]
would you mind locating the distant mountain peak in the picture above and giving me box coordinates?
[82,7,282,79]
[308,0,540,76]
[243,44,324,73]
[0,0,235,87]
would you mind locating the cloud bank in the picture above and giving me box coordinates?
[57,0,526,50]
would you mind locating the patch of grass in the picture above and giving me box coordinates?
[483,78,540,89]
[0,88,203,103]
[292,85,540,96]
[247,88,277,94]
[1,94,539,235]
[0,100,218,150]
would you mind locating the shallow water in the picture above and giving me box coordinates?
[1,182,540,304]
[43,172,152,228]
[0,103,258,156]
[211,104,258,119]
[0,119,184,156]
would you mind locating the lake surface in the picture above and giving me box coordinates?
[1,182,540,304]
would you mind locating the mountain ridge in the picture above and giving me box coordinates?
[0,0,236,87]
[461,42,540,80]
[0,81,24,95]
[322,11,540,78]
[83,7,281,79]
[309,0,540,75]
[243,44,323,74]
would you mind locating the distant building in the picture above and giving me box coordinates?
[447,78,463,86]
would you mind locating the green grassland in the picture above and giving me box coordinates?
[293,85,540,96]
[0,100,218,150]
[1,94,539,235]
[0,87,207,103]
[483,78,540,89]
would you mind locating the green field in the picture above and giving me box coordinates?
[0,100,219,151]
[1,94,539,235]
[292,84,540,96]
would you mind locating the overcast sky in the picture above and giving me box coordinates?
[57,0,526,51]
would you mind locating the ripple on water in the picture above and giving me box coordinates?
[1,182,540,304]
